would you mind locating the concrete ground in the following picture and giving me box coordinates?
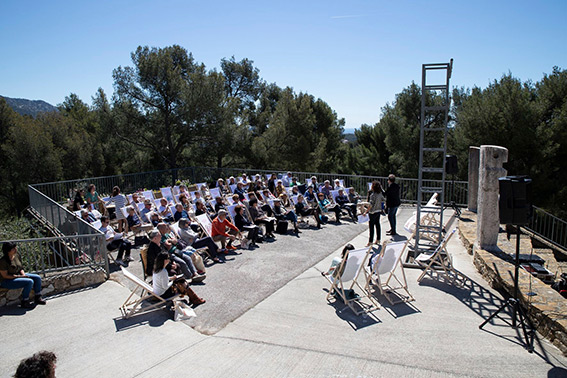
[1,207,566,377]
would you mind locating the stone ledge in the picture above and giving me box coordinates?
[0,268,106,307]
[459,210,567,356]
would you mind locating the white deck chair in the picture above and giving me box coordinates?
[227,204,238,222]
[189,191,198,202]
[242,192,250,201]
[142,190,155,201]
[160,187,175,203]
[416,226,459,284]
[225,196,235,205]
[119,206,129,218]
[209,187,221,199]
[229,184,237,193]
[368,241,414,304]
[196,213,213,238]
[325,246,379,315]
[119,267,179,319]
[330,190,340,203]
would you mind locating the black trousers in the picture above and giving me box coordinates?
[368,212,381,243]
[107,239,132,260]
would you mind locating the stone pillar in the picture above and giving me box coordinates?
[477,145,508,251]
[468,146,480,212]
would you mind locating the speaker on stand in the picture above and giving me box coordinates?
[479,175,535,353]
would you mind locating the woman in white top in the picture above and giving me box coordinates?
[365,181,385,246]
[152,252,206,305]
[106,186,129,232]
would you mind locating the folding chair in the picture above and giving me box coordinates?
[119,266,178,319]
[416,227,460,284]
[325,246,379,315]
[142,190,155,201]
[209,187,221,199]
[368,241,414,304]
[160,187,175,203]
[196,213,213,238]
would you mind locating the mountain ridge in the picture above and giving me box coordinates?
[1,95,58,117]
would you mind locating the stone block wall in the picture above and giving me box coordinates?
[0,269,106,307]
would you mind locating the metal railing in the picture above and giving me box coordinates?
[526,206,567,250]
[30,167,469,207]
[2,234,107,277]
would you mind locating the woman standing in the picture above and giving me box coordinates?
[0,242,46,308]
[365,181,385,246]
[85,184,103,212]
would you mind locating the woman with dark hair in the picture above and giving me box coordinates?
[321,243,355,278]
[364,181,385,246]
[248,198,276,239]
[152,251,205,305]
[105,186,129,232]
[85,184,103,212]
[14,350,57,378]
[72,188,85,211]
[234,205,259,247]
[0,242,46,308]
[294,194,321,229]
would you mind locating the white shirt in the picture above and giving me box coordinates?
[152,269,172,296]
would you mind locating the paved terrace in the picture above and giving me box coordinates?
[1,207,566,377]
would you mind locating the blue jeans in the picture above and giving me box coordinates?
[387,206,399,234]
[0,273,42,299]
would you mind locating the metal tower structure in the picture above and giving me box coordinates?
[414,59,453,258]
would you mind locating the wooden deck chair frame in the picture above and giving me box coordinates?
[119,266,178,319]
[368,241,414,305]
[325,246,379,315]
[416,227,459,284]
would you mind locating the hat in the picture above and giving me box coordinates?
[311,176,317,180]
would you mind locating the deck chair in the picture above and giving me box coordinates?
[225,196,235,205]
[209,187,221,199]
[160,187,175,203]
[325,246,379,315]
[196,213,213,238]
[142,190,155,201]
[368,241,414,304]
[416,226,460,284]
[229,184,237,193]
[119,267,178,319]
[227,204,238,223]
[189,191,198,202]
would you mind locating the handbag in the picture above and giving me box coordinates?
[173,298,196,321]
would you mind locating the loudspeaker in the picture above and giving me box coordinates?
[445,154,458,175]
[498,176,532,225]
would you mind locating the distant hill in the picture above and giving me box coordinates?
[1,96,58,117]
[343,133,357,143]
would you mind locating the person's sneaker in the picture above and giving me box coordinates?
[123,256,134,262]
[115,259,126,267]
[21,299,35,309]
[192,274,206,283]
[226,245,237,250]
[34,295,46,305]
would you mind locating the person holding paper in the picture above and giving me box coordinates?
[99,216,132,266]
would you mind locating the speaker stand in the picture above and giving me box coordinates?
[479,226,535,353]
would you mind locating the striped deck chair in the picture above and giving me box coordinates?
[325,246,379,315]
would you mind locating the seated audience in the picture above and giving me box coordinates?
[304,186,318,206]
[334,178,345,191]
[282,171,293,187]
[321,244,355,278]
[335,188,356,221]
[80,209,97,223]
[173,203,190,222]
[157,198,174,222]
[157,223,205,281]
[273,198,300,233]
[0,242,46,308]
[234,182,246,201]
[308,176,319,191]
[275,180,286,197]
[140,199,154,223]
[179,194,192,212]
[99,216,132,266]
[317,192,341,224]
[320,180,333,199]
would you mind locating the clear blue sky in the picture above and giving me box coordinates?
[1,0,566,129]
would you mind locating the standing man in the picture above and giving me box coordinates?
[385,174,401,236]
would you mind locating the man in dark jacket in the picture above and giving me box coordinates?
[385,174,401,236]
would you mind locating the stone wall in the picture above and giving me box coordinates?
[0,269,106,307]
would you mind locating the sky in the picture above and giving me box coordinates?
[1,0,566,130]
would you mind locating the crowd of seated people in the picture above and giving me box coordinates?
[70,175,368,301]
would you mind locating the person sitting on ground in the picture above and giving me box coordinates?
[211,209,242,251]
[273,198,300,233]
[99,216,132,267]
[248,198,276,238]
[177,218,221,263]
[0,242,46,308]
[14,350,57,378]
[80,208,97,223]
[72,188,85,211]
[157,223,205,282]
[152,251,205,305]
[173,203,190,222]
[321,244,355,278]
[317,192,341,224]
[234,205,259,248]
[105,186,129,233]
[294,194,321,228]
[157,198,174,222]
[335,188,356,222]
